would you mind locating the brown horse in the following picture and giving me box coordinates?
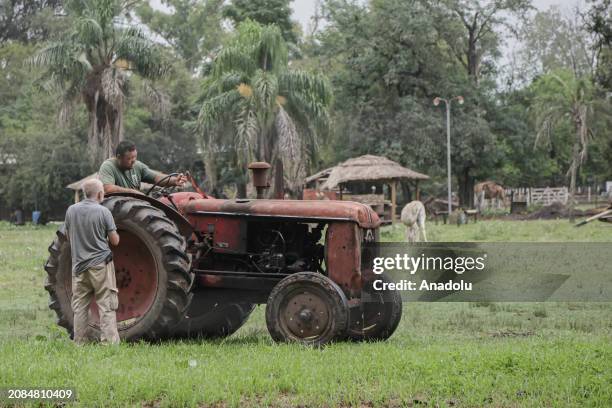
[474,181,506,211]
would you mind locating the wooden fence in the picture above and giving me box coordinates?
[503,186,610,206]
[503,187,568,206]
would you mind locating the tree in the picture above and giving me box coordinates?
[136,0,225,72]
[518,7,598,82]
[223,0,299,44]
[532,70,597,222]
[426,0,532,85]
[312,0,502,207]
[585,0,612,89]
[30,0,170,165]
[0,0,64,43]
[0,42,90,217]
[197,20,331,196]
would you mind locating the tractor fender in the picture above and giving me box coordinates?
[106,192,193,238]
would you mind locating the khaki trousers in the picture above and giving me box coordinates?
[71,261,120,345]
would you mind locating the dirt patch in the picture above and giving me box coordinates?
[480,203,607,221]
[524,202,584,220]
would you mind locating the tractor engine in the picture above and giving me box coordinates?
[193,219,325,275]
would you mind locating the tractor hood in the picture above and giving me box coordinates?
[183,198,381,229]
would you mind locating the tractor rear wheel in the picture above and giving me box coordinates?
[265,272,349,346]
[169,290,255,339]
[44,196,193,341]
[347,273,402,341]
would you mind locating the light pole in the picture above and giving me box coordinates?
[433,96,464,215]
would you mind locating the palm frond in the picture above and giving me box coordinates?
[213,47,256,77]
[142,80,170,120]
[115,27,169,79]
[286,90,330,132]
[28,42,68,67]
[279,70,332,106]
[75,17,104,48]
[257,24,288,71]
[197,89,241,131]
[220,71,247,92]
[534,104,565,148]
[252,70,279,112]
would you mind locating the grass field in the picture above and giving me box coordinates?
[1,220,611,407]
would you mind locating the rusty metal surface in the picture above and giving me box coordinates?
[281,290,330,339]
[325,222,362,296]
[190,215,247,253]
[182,198,381,228]
[89,230,158,328]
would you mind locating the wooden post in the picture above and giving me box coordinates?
[415,180,420,201]
[390,180,397,223]
[74,190,80,203]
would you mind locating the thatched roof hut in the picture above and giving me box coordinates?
[314,155,429,223]
[321,155,429,190]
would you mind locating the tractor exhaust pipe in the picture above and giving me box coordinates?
[248,162,271,199]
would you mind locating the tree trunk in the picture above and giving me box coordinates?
[457,166,475,208]
[568,157,577,223]
[88,99,123,166]
[273,158,284,199]
[203,146,217,193]
[569,105,587,223]
[568,137,581,223]
[467,31,479,84]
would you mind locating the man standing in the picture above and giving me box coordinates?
[99,140,186,194]
[65,179,121,345]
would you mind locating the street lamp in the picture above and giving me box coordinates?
[433,95,464,215]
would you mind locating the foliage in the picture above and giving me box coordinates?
[197,20,331,195]
[586,0,612,89]
[0,42,90,216]
[1,0,611,216]
[0,0,65,43]
[136,0,225,72]
[29,0,170,165]
[531,69,602,220]
[223,0,299,44]
[314,0,501,206]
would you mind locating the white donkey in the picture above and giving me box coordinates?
[400,200,427,243]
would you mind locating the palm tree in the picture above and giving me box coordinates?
[197,20,332,196]
[30,0,169,165]
[533,70,596,222]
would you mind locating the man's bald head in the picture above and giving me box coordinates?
[82,178,105,202]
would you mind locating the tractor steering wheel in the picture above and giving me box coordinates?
[145,173,179,196]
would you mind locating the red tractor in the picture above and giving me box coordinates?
[44,171,402,345]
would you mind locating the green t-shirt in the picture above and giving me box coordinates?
[98,158,158,190]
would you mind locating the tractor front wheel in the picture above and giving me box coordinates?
[265,272,349,346]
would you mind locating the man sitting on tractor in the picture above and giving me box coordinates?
[99,140,187,194]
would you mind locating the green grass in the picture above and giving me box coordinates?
[381,218,612,242]
[1,221,611,407]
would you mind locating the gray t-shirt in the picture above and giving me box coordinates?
[64,199,116,276]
